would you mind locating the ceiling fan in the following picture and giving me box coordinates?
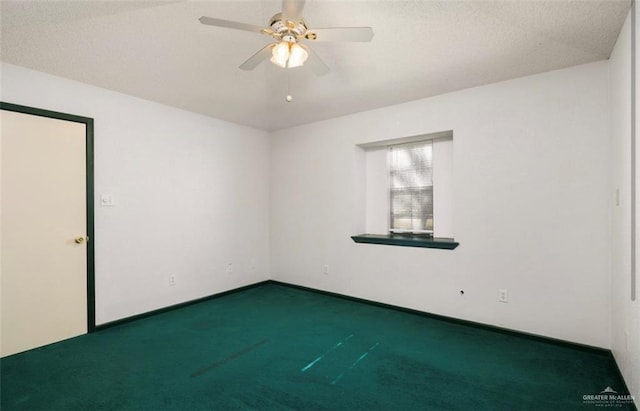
[198,0,374,75]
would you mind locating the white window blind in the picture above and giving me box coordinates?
[389,141,434,233]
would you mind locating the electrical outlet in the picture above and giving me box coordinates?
[499,289,508,303]
[169,275,176,286]
[227,263,233,273]
[323,265,329,275]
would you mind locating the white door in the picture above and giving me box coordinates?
[1,108,88,357]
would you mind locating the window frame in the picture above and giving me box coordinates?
[356,130,457,249]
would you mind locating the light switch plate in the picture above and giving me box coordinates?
[100,194,114,207]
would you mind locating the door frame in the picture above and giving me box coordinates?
[1,101,95,332]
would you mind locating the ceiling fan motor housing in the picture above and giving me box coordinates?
[269,13,308,38]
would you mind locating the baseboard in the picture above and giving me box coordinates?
[91,279,609,355]
[266,280,611,356]
[94,280,270,331]
[609,351,639,411]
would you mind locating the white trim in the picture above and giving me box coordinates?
[357,130,453,149]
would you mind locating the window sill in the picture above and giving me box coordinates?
[351,234,459,250]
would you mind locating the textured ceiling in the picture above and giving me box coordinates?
[0,0,632,131]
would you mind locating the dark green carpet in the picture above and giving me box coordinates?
[1,283,635,410]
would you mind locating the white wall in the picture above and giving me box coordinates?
[1,24,634,392]
[0,63,271,325]
[365,147,388,234]
[271,61,612,348]
[610,6,640,400]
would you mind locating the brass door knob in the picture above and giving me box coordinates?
[74,236,89,244]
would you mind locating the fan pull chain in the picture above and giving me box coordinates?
[285,70,293,102]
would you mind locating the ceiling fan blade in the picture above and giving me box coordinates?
[306,27,374,42]
[301,45,329,76]
[239,43,277,70]
[199,16,266,34]
[282,0,305,22]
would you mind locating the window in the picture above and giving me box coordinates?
[355,131,456,248]
[389,141,434,234]
[359,130,454,240]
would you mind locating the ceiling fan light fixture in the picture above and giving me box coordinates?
[270,40,308,69]
[287,43,308,68]
[270,41,290,68]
